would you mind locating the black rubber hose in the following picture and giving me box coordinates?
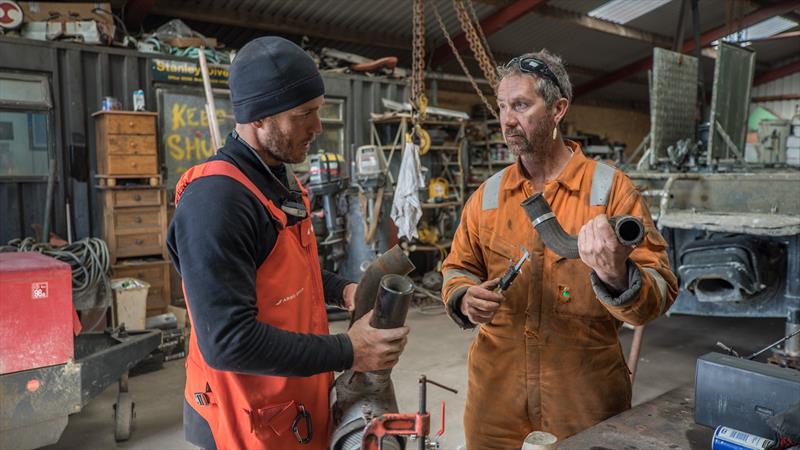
[521,193,644,259]
[370,274,414,329]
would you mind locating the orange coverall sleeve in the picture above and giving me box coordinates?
[440,192,487,328]
[591,174,679,325]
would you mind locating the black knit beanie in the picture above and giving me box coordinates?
[229,36,324,123]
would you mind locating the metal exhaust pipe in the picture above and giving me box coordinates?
[331,248,415,450]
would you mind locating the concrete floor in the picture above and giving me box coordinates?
[42,310,784,450]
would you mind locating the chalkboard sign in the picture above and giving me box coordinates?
[157,88,234,193]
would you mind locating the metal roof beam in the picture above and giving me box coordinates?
[574,0,800,98]
[533,5,673,47]
[754,59,800,86]
[150,1,410,50]
[430,0,549,67]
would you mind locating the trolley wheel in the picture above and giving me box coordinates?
[114,392,134,442]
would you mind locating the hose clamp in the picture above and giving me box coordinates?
[531,212,555,227]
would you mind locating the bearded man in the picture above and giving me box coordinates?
[440,50,678,448]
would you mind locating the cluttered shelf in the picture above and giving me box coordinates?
[471,161,515,166]
[421,201,461,209]
[402,240,453,252]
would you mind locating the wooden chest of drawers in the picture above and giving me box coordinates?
[100,186,167,264]
[112,259,172,315]
[92,111,159,176]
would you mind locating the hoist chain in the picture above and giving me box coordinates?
[411,0,427,124]
[432,0,498,120]
[453,0,498,89]
[464,0,497,68]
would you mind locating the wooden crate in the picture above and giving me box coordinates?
[112,259,172,316]
[99,186,168,264]
[92,111,159,176]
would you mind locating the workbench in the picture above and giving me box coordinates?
[558,384,715,449]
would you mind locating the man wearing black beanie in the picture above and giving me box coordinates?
[168,37,409,450]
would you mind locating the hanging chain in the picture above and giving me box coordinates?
[411,0,427,124]
[464,0,497,68]
[453,0,498,89]
[432,1,498,120]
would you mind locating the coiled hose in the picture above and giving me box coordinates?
[521,193,645,259]
[2,237,112,308]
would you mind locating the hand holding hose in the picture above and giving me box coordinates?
[578,214,635,292]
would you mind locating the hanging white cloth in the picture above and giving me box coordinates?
[391,141,425,241]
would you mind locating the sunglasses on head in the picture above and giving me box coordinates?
[505,56,566,99]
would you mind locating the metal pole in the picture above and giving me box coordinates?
[198,47,222,153]
[628,325,646,384]
[672,0,688,51]
[418,376,426,450]
[42,156,56,242]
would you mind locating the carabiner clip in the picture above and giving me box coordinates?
[292,404,313,445]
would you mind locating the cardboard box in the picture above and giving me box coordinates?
[19,2,114,44]
[163,36,218,49]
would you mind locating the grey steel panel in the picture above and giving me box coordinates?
[708,43,756,162]
[650,48,698,164]
[695,352,800,436]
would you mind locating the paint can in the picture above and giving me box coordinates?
[101,96,121,111]
[711,426,775,450]
[132,89,145,111]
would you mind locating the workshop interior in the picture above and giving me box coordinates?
[0,0,799,449]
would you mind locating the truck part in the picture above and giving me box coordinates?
[521,193,645,259]
[677,236,773,303]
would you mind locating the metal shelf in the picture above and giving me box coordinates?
[421,201,460,209]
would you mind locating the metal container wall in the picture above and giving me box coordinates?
[0,37,155,243]
[0,36,408,248]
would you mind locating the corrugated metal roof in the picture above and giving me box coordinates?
[586,0,672,25]
[626,0,757,39]
[165,0,495,49]
[145,0,800,105]
[487,13,654,71]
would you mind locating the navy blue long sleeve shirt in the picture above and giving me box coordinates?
[167,135,354,377]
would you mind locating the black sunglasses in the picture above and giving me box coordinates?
[505,56,566,99]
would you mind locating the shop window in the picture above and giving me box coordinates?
[0,73,52,177]
[298,98,344,172]
[316,98,344,153]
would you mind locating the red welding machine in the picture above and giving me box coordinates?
[0,252,74,374]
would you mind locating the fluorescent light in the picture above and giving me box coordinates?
[715,16,797,44]
[587,0,671,24]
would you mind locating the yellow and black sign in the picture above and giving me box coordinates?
[151,59,229,88]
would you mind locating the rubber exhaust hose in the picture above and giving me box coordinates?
[520,193,645,259]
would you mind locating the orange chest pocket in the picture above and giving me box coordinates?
[546,251,612,321]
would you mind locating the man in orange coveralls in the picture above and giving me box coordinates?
[441,50,678,448]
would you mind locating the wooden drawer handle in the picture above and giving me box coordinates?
[134,216,142,224]
[134,239,144,245]
[133,194,142,201]
[128,121,135,127]
[131,162,138,168]
[130,141,138,148]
